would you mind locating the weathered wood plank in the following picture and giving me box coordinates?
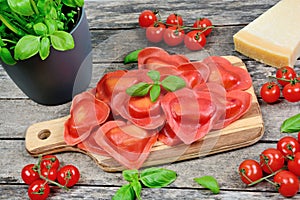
[84,0,280,29]
[0,185,290,200]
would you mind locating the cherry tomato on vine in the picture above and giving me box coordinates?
[41,155,60,170]
[282,81,300,102]
[193,18,213,36]
[259,148,285,174]
[184,31,206,51]
[41,167,57,182]
[287,152,300,176]
[276,66,297,86]
[146,22,166,43]
[139,10,157,28]
[238,159,263,184]
[57,165,80,187]
[166,13,183,26]
[273,170,299,198]
[21,164,40,185]
[277,136,300,157]
[260,82,280,103]
[28,180,50,200]
[163,26,185,46]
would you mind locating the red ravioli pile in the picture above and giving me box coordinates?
[64,47,253,169]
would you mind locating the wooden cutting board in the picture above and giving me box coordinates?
[25,56,264,172]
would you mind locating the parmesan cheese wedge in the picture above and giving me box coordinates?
[233,0,300,68]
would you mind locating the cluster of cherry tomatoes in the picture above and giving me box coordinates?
[138,10,213,51]
[238,134,300,198]
[21,155,80,200]
[260,66,300,103]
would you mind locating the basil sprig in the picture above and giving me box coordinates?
[112,167,177,200]
[126,70,186,102]
[281,113,300,133]
[194,176,220,194]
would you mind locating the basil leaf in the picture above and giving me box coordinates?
[140,167,177,188]
[7,0,34,16]
[161,75,186,92]
[14,35,40,60]
[131,180,142,200]
[147,70,160,82]
[112,184,135,200]
[194,176,220,194]
[39,37,50,60]
[0,47,16,65]
[33,22,48,36]
[62,0,84,7]
[150,84,161,102]
[124,49,142,64]
[45,19,57,34]
[122,169,139,182]
[50,31,74,51]
[126,82,151,97]
[281,113,300,133]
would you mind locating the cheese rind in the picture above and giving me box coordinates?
[233,0,300,68]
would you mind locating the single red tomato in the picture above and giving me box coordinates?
[259,148,285,174]
[41,167,57,181]
[184,31,206,51]
[277,136,300,157]
[57,165,80,187]
[193,18,213,36]
[276,66,297,86]
[40,155,60,170]
[287,152,300,176]
[163,26,184,46]
[260,82,280,103]
[138,10,157,28]
[282,81,300,102]
[238,159,263,185]
[28,180,50,200]
[166,13,183,26]
[21,164,40,185]
[273,170,299,198]
[146,22,166,43]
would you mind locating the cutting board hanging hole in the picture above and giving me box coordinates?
[38,129,51,140]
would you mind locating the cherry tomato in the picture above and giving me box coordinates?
[288,152,300,176]
[260,82,280,103]
[21,164,40,185]
[282,81,300,102]
[41,167,57,181]
[276,66,297,86]
[41,155,60,170]
[184,31,206,51]
[166,13,183,27]
[193,18,213,36]
[163,26,184,47]
[28,180,50,200]
[238,159,263,185]
[298,132,300,144]
[273,170,299,197]
[259,148,285,174]
[277,136,300,157]
[57,165,80,187]
[138,10,157,28]
[146,22,166,43]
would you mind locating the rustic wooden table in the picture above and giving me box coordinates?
[1,0,300,199]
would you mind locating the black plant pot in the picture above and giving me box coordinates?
[1,7,93,106]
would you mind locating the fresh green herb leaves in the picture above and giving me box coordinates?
[124,49,142,64]
[194,176,220,194]
[0,0,82,65]
[112,167,177,200]
[281,113,300,133]
[139,167,177,188]
[126,70,186,102]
